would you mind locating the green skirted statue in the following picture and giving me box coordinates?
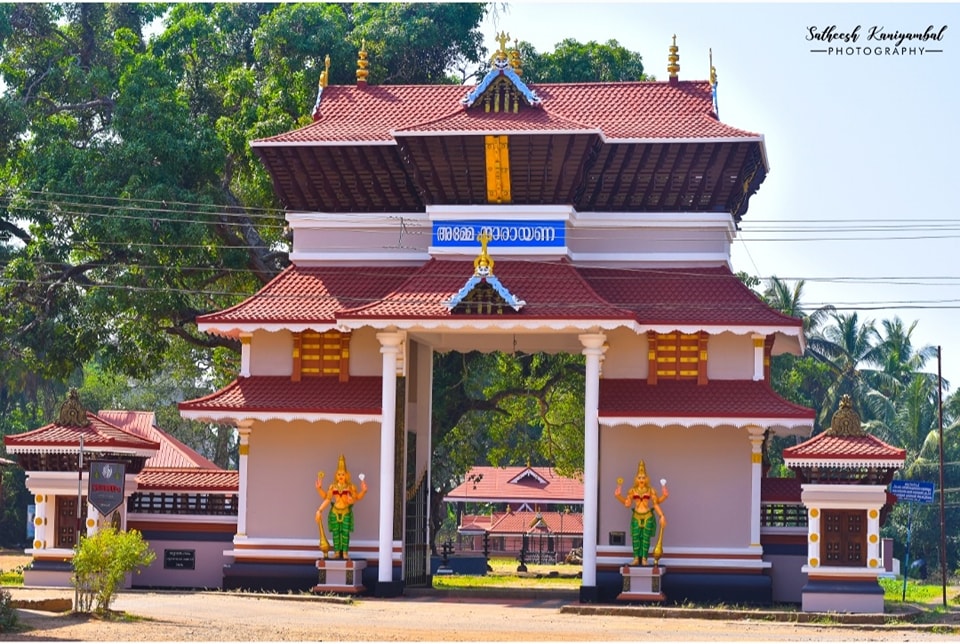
[315,454,367,559]
[614,460,668,566]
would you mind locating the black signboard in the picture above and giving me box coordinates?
[88,461,126,515]
[164,549,196,570]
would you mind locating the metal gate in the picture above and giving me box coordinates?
[404,470,429,586]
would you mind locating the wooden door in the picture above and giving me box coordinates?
[821,509,866,566]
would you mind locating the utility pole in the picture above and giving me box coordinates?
[937,346,947,607]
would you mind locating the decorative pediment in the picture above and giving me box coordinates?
[461,32,542,112]
[509,467,548,486]
[444,232,526,314]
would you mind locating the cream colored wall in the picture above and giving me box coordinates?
[244,420,381,541]
[568,227,730,257]
[249,330,293,376]
[600,329,647,379]
[600,424,752,549]
[293,227,431,255]
[348,327,385,376]
[706,332,755,379]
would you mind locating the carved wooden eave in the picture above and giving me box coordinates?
[461,47,541,112]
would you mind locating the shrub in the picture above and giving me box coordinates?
[0,588,17,632]
[72,527,156,615]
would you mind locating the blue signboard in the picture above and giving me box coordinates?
[890,480,935,504]
[432,220,565,248]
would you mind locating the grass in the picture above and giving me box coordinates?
[880,577,953,603]
[0,568,24,586]
[432,556,581,591]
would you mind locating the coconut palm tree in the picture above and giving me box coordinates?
[762,276,834,333]
[806,312,896,431]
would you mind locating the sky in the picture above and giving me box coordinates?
[483,1,960,393]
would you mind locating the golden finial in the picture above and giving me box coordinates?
[667,34,680,80]
[495,31,510,60]
[356,39,369,85]
[826,394,866,437]
[320,54,330,89]
[709,48,717,86]
[509,38,522,76]
[473,231,495,277]
[57,388,90,427]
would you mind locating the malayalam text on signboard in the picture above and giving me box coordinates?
[889,480,935,504]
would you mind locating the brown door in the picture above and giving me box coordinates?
[821,509,866,566]
[55,495,88,549]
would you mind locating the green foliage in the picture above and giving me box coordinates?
[0,587,17,632]
[72,527,156,615]
[879,576,945,602]
[521,37,647,82]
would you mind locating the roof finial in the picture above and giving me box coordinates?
[709,48,718,116]
[509,38,523,77]
[356,39,369,87]
[473,231,495,277]
[667,34,680,84]
[312,54,331,120]
[496,31,510,60]
[57,388,90,427]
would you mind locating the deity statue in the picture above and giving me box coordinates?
[315,454,367,559]
[614,460,668,566]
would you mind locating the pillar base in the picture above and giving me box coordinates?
[617,565,666,602]
[311,559,366,595]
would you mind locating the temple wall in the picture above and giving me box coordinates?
[706,332,755,379]
[244,420,381,542]
[599,424,752,551]
[249,330,293,376]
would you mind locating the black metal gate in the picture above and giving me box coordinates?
[404,470,429,586]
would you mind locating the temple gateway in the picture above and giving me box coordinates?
[5,33,906,610]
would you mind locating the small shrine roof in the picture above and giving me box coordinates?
[783,433,907,468]
[255,81,757,146]
[98,410,220,470]
[3,412,160,456]
[485,510,584,536]
[599,379,815,430]
[445,466,583,504]
[783,395,906,468]
[197,265,419,337]
[179,376,383,423]
[135,467,239,493]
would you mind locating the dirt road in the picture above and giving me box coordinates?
[4,587,959,642]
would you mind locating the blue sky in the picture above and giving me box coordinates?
[485,2,960,392]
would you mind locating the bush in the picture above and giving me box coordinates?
[72,527,156,615]
[0,588,17,632]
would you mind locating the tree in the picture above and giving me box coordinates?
[520,37,648,82]
[72,526,156,615]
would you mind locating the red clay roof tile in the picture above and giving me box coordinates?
[445,466,583,504]
[783,433,906,462]
[135,468,239,492]
[599,379,815,421]
[256,81,756,145]
[98,410,221,470]
[3,412,160,454]
[179,376,382,415]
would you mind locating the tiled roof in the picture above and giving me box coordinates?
[256,81,757,145]
[339,259,633,322]
[577,265,803,328]
[394,106,598,135]
[760,477,802,503]
[98,410,220,470]
[487,510,584,535]
[179,376,382,417]
[135,468,239,492]
[199,262,800,334]
[783,433,906,465]
[3,412,160,455]
[445,466,583,504]
[197,265,419,335]
[598,379,815,424]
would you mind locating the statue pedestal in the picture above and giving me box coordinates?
[617,565,666,602]
[312,559,366,595]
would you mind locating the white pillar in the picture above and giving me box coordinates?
[748,426,765,547]
[867,505,882,569]
[32,493,47,551]
[752,333,765,381]
[237,422,253,536]
[86,505,100,537]
[239,333,252,378]
[580,332,606,588]
[377,331,404,583]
